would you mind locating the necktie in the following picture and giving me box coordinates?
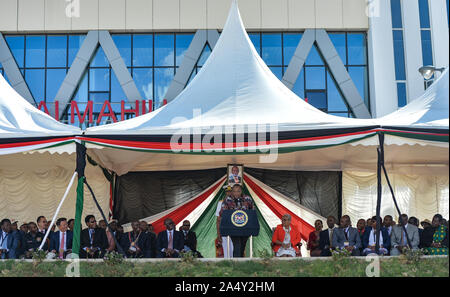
[59,232,65,259]
[168,231,173,249]
[329,229,333,246]
[344,229,348,240]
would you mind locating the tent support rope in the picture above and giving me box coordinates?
[84,179,126,256]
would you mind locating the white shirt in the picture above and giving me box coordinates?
[368,229,383,247]
[215,201,223,217]
[0,231,8,250]
[59,231,67,251]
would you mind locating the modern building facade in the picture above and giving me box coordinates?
[0,0,448,128]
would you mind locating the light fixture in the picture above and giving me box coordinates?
[418,66,446,80]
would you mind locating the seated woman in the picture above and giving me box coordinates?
[362,216,390,256]
[307,220,322,257]
[272,214,301,257]
[422,214,448,255]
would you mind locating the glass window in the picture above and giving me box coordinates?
[68,35,85,67]
[248,33,261,55]
[133,68,153,100]
[305,45,324,66]
[392,30,406,81]
[305,67,326,89]
[154,68,174,106]
[197,44,211,67]
[397,82,407,107]
[90,47,109,67]
[46,69,66,103]
[5,36,25,68]
[155,34,174,67]
[292,67,305,99]
[89,68,110,92]
[269,66,283,80]
[418,0,431,28]
[347,33,366,65]
[110,71,127,104]
[133,34,153,67]
[305,91,327,111]
[90,92,109,114]
[420,30,433,66]
[25,36,45,68]
[261,33,282,66]
[176,34,194,67]
[112,35,131,67]
[283,33,302,66]
[47,36,67,68]
[25,69,45,101]
[329,33,346,64]
[390,0,403,28]
[73,72,88,103]
[327,71,349,112]
[348,66,368,104]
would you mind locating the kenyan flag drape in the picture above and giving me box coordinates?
[135,173,323,258]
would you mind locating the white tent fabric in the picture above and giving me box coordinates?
[379,68,448,130]
[0,74,80,144]
[85,1,374,136]
[83,0,379,175]
[342,171,449,224]
[0,73,108,223]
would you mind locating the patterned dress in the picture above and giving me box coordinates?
[424,225,448,255]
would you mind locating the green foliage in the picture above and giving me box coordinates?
[103,251,124,266]
[180,251,198,264]
[31,249,48,264]
[400,248,424,264]
[331,248,352,260]
[0,257,447,277]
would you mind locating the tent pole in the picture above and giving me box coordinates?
[72,141,86,256]
[375,132,384,254]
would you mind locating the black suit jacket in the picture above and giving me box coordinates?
[120,231,154,258]
[319,229,332,250]
[182,230,197,251]
[80,228,108,251]
[156,230,184,253]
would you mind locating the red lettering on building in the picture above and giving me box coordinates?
[97,101,118,124]
[71,101,93,124]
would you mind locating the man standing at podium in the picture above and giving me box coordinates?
[218,184,254,257]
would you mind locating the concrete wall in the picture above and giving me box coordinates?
[0,0,369,32]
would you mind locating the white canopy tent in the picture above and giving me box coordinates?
[83,0,379,175]
[0,73,110,225]
[343,69,449,223]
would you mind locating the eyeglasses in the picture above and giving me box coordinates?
[183,225,190,227]
[89,220,96,223]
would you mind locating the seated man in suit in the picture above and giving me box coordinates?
[140,221,156,258]
[24,222,45,258]
[383,215,394,237]
[80,215,109,258]
[49,218,73,259]
[156,218,184,258]
[319,216,337,256]
[332,215,362,256]
[390,214,420,256]
[362,216,391,255]
[180,220,203,258]
[0,219,19,259]
[120,221,151,258]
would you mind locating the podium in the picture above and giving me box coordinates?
[220,209,260,258]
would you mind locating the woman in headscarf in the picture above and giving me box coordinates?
[272,214,301,257]
[421,214,448,255]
